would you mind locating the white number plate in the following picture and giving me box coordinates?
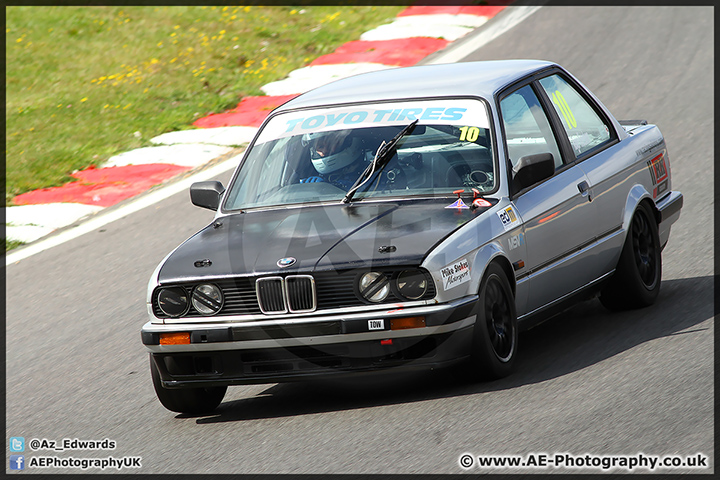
[368,319,385,331]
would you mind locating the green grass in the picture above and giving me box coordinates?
[5,239,25,251]
[5,5,407,205]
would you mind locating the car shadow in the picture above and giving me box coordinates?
[189,274,713,424]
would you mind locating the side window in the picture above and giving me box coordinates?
[500,84,563,171]
[538,74,612,158]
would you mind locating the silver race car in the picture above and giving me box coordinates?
[141,60,683,413]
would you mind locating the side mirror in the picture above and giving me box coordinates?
[190,181,225,210]
[512,152,555,194]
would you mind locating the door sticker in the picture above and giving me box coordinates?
[508,232,525,250]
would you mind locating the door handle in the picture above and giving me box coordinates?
[577,181,593,201]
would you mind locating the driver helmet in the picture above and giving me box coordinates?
[302,130,362,174]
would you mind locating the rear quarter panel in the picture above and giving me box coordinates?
[576,124,666,276]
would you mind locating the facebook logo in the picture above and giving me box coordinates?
[9,455,25,470]
[10,437,25,452]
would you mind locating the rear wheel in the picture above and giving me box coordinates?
[467,263,518,380]
[150,356,227,414]
[600,202,661,310]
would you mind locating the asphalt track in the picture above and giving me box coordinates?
[5,6,713,474]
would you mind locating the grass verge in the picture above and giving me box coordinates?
[6,5,406,205]
[5,239,25,252]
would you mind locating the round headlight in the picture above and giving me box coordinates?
[359,272,390,303]
[396,269,429,300]
[157,287,189,317]
[192,284,224,315]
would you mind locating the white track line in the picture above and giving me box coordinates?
[424,6,542,65]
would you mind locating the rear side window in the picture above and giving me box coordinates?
[538,74,612,158]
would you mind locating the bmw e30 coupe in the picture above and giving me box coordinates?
[141,60,682,413]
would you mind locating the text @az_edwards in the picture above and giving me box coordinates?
[28,437,116,452]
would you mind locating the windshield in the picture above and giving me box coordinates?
[223,99,494,211]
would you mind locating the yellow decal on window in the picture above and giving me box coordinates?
[458,126,480,142]
[552,91,577,129]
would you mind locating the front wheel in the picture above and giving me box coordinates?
[467,263,518,380]
[600,202,661,310]
[150,356,227,414]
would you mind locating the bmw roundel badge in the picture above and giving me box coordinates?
[277,257,297,268]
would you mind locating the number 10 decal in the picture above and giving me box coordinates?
[459,126,480,142]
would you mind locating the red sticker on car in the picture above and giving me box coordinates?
[647,153,668,185]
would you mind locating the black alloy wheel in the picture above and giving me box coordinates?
[600,202,661,310]
[483,275,514,362]
[466,262,517,380]
[631,210,659,289]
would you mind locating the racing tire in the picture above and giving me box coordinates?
[467,263,518,381]
[600,202,661,311]
[150,356,227,414]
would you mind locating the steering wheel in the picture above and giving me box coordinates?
[445,165,493,189]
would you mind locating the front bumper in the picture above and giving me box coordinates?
[142,296,477,388]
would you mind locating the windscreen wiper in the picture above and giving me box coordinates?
[342,119,418,204]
